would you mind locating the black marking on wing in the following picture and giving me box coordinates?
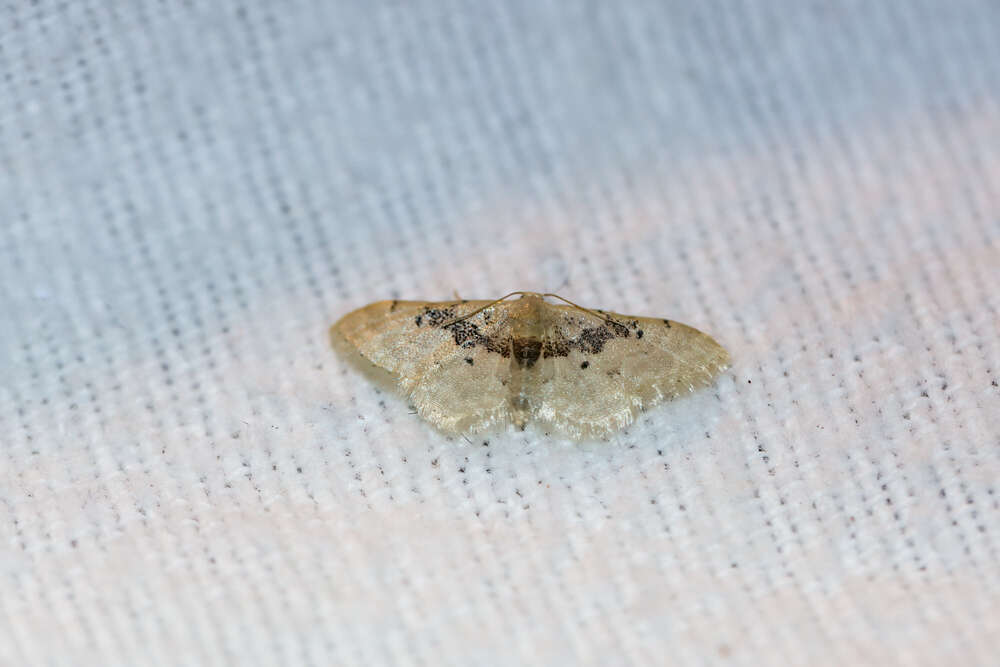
[421,306,457,327]
[543,318,631,358]
[414,305,632,363]
[417,305,512,358]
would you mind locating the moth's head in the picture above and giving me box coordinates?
[507,292,547,333]
[514,292,547,317]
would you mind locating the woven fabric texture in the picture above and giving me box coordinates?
[2,2,999,665]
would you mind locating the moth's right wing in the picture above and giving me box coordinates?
[531,305,729,438]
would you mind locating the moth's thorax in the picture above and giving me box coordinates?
[508,294,547,369]
[509,294,547,336]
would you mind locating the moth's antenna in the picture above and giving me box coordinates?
[541,293,619,325]
[439,291,526,327]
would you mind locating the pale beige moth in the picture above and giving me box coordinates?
[331,292,729,439]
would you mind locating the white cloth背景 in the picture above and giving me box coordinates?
[1,2,999,666]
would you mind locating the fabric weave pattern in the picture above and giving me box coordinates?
[2,2,998,665]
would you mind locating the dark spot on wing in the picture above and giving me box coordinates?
[542,336,569,358]
[580,361,589,369]
[390,300,399,312]
[465,357,474,365]
[637,329,644,339]
[420,305,630,363]
[663,319,671,328]
[422,305,512,358]
[444,318,511,357]
[540,317,630,359]
[571,320,630,354]
[423,306,457,327]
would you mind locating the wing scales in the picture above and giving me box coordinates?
[332,299,516,434]
[529,305,729,437]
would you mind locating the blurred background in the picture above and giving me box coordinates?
[2,2,998,665]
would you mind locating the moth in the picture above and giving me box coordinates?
[331,292,729,439]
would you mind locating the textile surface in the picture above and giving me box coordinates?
[2,2,999,665]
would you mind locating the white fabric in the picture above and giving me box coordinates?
[2,2,999,665]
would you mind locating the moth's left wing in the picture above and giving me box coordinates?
[332,299,516,433]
